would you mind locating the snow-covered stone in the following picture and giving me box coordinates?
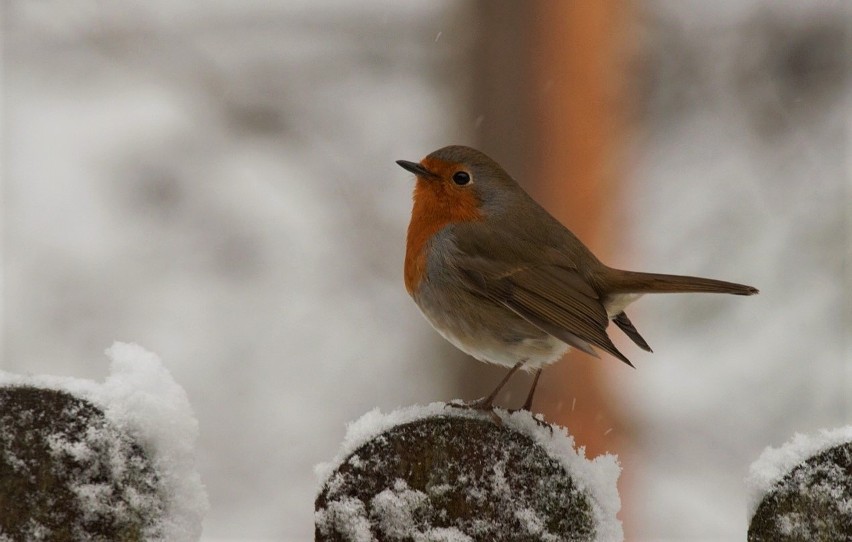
[746,426,852,541]
[315,403,622,541]
[0,342,207,541]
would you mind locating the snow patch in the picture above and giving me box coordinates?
[315,497,375,542]
[372,480,429,538]
[514,507,560,542]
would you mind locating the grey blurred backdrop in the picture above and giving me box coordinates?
[2,1,849,540]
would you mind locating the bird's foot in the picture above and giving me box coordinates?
[446,396,492,410]
[506,407,553,433]
[445,397,502,424]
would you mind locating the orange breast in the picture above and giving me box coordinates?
[404,160,483,295]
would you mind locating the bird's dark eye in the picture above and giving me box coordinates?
[452,171,471,185]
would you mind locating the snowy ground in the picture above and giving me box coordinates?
[2,1,849,540]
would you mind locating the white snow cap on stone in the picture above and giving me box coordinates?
[0,342,208,541]
[746,425,852,518]
[316,402,623,542]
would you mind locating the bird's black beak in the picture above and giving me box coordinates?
[396,160,436,178]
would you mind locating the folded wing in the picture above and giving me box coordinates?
[458,258,633,367]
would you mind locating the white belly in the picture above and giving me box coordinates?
[423,312,569,370]
[604,293,644,318]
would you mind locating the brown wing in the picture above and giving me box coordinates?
[458,259,633,367]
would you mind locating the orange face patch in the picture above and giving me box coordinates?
[404,158,483,295]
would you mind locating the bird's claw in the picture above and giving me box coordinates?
[445,398,502,424]
[507,408,554,433]
[446,397,492,410]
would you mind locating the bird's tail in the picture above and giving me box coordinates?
[604,269,759,296]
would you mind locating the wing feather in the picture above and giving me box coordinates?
[613,311,652,352]
[459,260,633,367]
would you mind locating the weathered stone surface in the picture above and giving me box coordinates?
[0,386,162,541]
[748,441,852,542]
[316,414,597,541]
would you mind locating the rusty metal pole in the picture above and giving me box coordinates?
[470,5,634,533]
[527,0,635,534]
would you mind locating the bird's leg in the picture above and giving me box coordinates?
[520,368,543,412]
[475,359,527,409]
[506,368,552,432]
[450,359,527,410]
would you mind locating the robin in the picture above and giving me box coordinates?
[397,145,758,412]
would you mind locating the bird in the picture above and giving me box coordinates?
[396,145,758,412]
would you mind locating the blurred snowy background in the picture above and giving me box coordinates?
[2,1,849,540]
[621,2,849,537]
